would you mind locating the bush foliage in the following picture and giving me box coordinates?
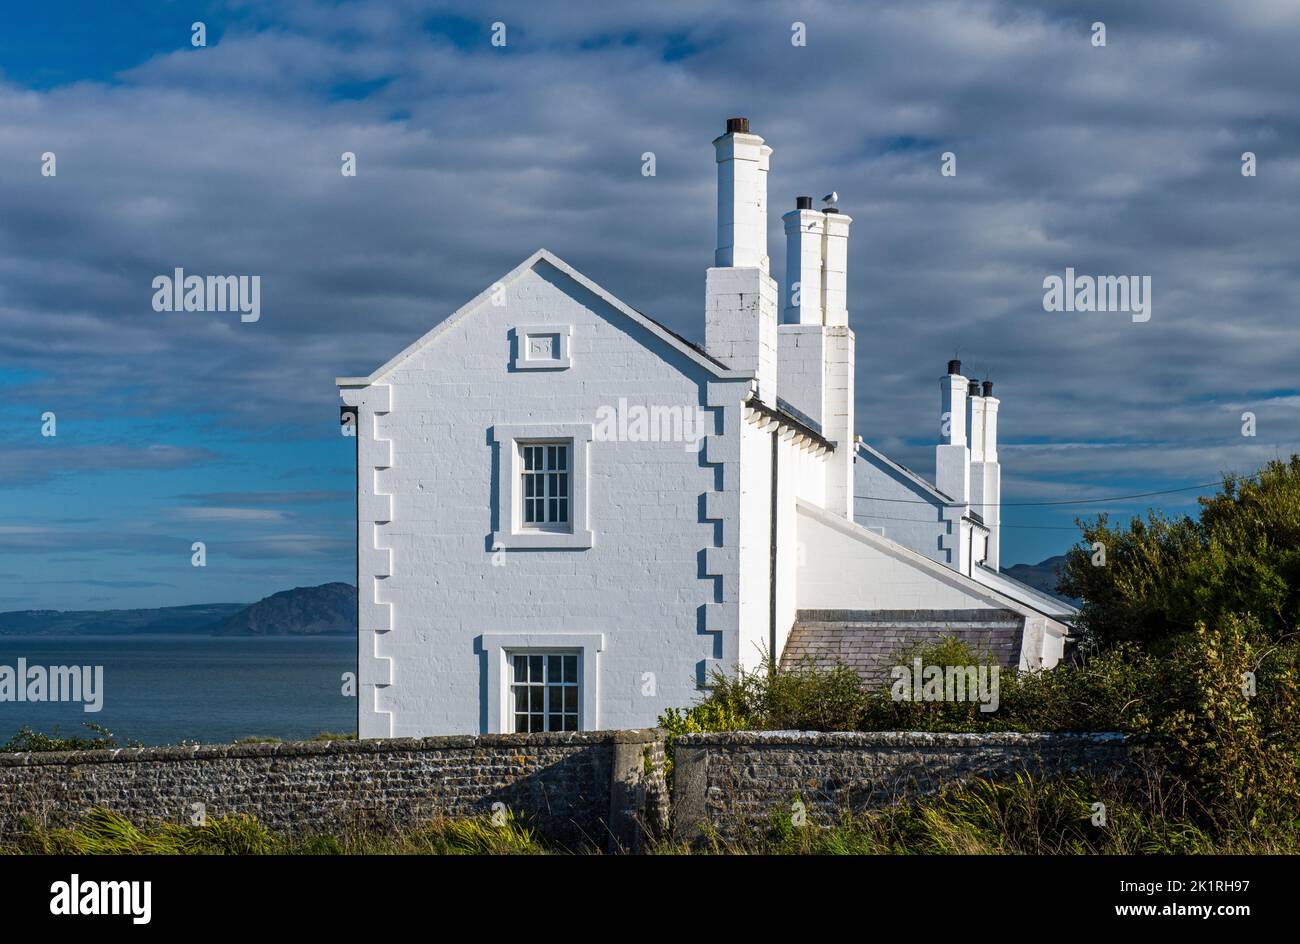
[661,454,1300,843]
[0,723,131,753]
[1059,456,1300,650]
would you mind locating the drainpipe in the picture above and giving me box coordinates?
[769,428,779,670]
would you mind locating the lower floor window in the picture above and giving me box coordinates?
[511,652,579,732]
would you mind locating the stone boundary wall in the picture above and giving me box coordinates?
[0,729,667,853]
[0,729,1135,851]
[671,731,1132,842]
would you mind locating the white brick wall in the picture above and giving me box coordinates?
[348,258,749,735]
[781,208,825,324]
[705,266,778,406]
[776,325,826,427]
[339,382,395,738]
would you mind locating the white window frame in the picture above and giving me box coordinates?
[513,324,572,370]
[519,441,571,530]
[507,650,582,733]
[480,633,603,734]
[491,423,593,549]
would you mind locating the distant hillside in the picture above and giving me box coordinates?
[1003,555,1080,606]
[0,583,356,636]
[210,583,356,636]
[0,602,244,636]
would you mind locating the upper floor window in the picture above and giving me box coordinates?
[521,442,569,527]
[491,423,593,550]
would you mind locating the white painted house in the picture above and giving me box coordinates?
[337,117,1073,739]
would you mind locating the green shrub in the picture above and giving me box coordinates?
[657,658,866,777]
[1060,456,1300,651]
[659,619,1300,841]
[664,637,1159,737]
[1149,616,1300,832]
[1,723,131,753]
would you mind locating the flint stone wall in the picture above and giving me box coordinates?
[671,730,1132,841]
[0,729,667,852]
[0,729,1134,850]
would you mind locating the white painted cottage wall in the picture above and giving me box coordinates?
[736,421,829,672]
[736,418,772,673]
[342,381,395,736]
[349,259,750,736]
[798,501,1010,612]
[853,454,948,564]
[774,433,823,663]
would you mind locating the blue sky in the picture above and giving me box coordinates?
[2,0,1298,609]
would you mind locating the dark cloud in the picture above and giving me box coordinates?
[1,0,1297,576]
[30,578,176,589]
[0,526,196,554]
[175,490,351,504]
[0,445,220,486]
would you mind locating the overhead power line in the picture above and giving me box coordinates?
[999,524,1091,531]
[854,474,1261,508]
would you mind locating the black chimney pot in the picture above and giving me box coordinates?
[947,359,962,375]
[796,195,812,210]
[968,380,981,397]
[725,117,749,134]
[982,381,994,397]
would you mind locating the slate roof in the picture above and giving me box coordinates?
[780,608,1025,689]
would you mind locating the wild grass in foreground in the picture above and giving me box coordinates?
[3,808,550,856]
[6,772,1297,855]
[664,773,1300,856]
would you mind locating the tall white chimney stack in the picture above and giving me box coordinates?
[782,196,824,324]
[776,192,855,519]
[706,118,779,405]
[821,209,851,326]
[713,116,771,270]
[936,360,970,504]
[970,379,1001,569]
[967,380,986,464]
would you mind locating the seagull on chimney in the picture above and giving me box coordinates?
[821,191,838,208]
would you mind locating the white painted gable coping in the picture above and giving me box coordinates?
[335,248,756,388]
[974,562,1080,619]
[855,439,954,505]
[796,497,1069,633]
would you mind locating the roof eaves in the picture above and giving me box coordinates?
[746,397,836,451]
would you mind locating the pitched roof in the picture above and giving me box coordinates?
[973,564,1080,619]
[796,498,1072,627]
[336,248,754,388]
[781,609,1024,688]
